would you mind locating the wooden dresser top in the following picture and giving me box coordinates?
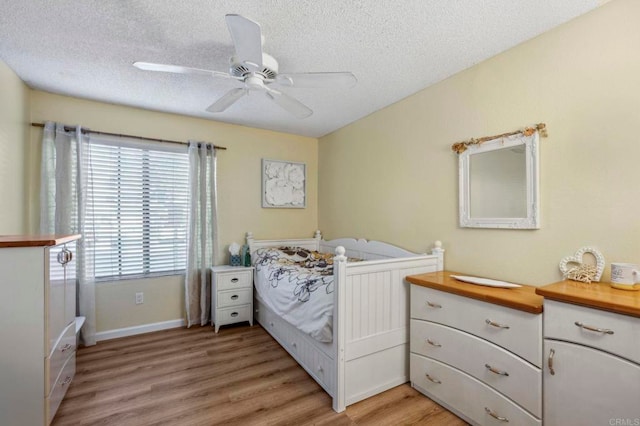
[407,270,544,314]
[536,280,640,318]
[0,234,81,248]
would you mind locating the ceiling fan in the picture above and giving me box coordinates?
[134,14,357,118]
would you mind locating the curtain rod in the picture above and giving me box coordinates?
[30,122,227,151]
[451,123,547,154]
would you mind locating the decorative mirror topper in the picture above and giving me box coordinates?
[559,246,605,283]
[262,159,306,208]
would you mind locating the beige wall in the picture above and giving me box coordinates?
[0,61,30,234]
[28,91,318,331]
[319,0,640,286]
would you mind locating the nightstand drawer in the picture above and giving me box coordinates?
[217,288,252,308]
[216,270,252,290]
[217,305,252,324]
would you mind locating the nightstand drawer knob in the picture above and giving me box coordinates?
[230,312,239,317]
[231,295,239,300]
[231,277,239,283]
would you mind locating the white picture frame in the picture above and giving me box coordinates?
[262,159,306,208]
[459,132,540,229]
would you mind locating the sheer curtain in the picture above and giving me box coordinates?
[40,122,97,346]
[185,142,218,327]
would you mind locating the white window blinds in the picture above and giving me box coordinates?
[86,136,189,280]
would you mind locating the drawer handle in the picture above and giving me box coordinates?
[230,312,239,317]
[485,319,510,329]
[291,342,297,348]
[425,373,441,384]
[317,365,324,373]
[485,364,509,376]
[425,300,442,309]
[60,343,73,353]
[231,278,239,283]
[230,295,239,300]
[548,348,555,376]
[426,338,442,347]
[574,321,614,335]
[485,407,509,422]
[61,376,72,387]
[57,250,66,265]
[269,321,274,327]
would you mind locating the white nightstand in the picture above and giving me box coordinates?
[211,265,254,333]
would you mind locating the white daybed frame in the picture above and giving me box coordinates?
[247,231,444,412]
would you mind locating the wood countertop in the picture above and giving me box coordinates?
[536,280,640,318]
[0,234,81,248]
[407,271,544,314]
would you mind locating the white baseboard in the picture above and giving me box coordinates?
[96,318,186,342]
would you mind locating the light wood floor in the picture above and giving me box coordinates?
[53,324,467,426]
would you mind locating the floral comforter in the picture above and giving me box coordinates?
[253,246,358,342]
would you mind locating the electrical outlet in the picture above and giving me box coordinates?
[135,292,144,305]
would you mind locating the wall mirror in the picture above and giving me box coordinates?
[459,132,540,229]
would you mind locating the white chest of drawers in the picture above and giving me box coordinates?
[537,281,640,426]
[211,265,254,332]
[408,271,544,426]
[0,235,80,426]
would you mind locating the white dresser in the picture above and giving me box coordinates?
[211,265,254,332]
[407,271,544,426]
[537,281,640,425]
[0,235,80,426]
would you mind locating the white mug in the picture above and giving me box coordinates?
[610,262,640,290]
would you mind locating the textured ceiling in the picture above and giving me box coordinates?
[0,1,600,138]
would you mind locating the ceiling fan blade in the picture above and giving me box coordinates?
[264,88,313,119]
[225,14,263,69]
[276,72,357,88]
[206,88,247,113]
[133,62,233,80]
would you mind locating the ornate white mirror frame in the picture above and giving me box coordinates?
[458,132,540,229]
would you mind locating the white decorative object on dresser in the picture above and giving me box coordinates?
[0,235,81,426]
[536,281,640,425]
[407,271,544,426]
[211,265,254,332]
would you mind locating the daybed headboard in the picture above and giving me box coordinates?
[320,238,423,260]
[246,231,444,263]
[246,230,322,259]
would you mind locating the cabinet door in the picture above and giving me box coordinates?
[64,241,77,326]
[544,340,640,426]
[48,245,67,355]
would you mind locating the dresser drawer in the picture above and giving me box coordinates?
[411,319,541,417]
[46,351,76,425]
[258,301,335,394]
[216,270,253,291]
[411,353,540,426]
[46,321,76,395]
[544,300,640,364]
[217,288,252,308]
[411,285,542,367]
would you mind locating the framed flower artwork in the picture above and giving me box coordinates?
[262,159,306,208]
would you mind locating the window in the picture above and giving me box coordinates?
[86,137,189,280]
